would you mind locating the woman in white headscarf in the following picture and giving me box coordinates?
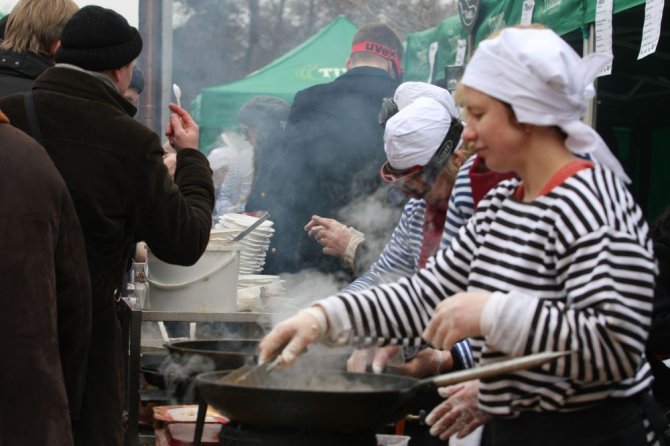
[258,27,661,445]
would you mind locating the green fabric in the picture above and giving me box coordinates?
[404,15,469,83]
[404,0,647,82]
[197,16,357,151]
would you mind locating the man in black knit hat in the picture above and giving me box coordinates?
[0,6,214,446]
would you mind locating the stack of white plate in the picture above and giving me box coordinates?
[213,213,274,274]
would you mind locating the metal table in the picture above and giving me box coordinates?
[119,298,270,446]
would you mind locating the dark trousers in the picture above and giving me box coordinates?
[73,279,124,446]
[483,394,664,446]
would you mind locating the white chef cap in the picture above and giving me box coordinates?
[461,27,629,182]
[384,96,453,170]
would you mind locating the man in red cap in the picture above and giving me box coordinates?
[256,22,404,277]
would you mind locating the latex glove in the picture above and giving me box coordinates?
[346,346,404,374]
[426,380,491,440]
[304,215,364,265]
[423,292,491,351]
[165,103,199,151]
[387,348,453,379]
[258,307,327,366]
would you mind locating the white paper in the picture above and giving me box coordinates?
[520,0,535,26]
[428,41,439,83]
[455,39,467,66]
[595,0,613,76]
[638,0,665,59]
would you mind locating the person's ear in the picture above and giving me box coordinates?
[452,149,466,168]
[345,57,353,70]
[49,40,61,57]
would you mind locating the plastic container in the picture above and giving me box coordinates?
[146,240,242,312]
[376,434,411,446]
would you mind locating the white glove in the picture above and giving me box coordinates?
[258,306,327,366]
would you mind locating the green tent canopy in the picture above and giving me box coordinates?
[196,16,357,151]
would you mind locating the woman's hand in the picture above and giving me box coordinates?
[258,307,328,366]
[423,292,491,350]
[426,380,490,440]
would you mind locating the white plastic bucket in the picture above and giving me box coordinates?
[146,240,242,312]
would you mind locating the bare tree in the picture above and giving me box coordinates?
[172,0,458,107]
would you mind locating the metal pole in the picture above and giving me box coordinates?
[137,0,173,137]
[583,24,597,128]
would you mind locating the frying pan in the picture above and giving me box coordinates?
[164,339,259,372]
[196,351,570,429]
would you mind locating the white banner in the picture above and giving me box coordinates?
[520,0,536,25]
[638,0,665,59]
[595,0,613,76]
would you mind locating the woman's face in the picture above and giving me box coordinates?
[461,86,525,173]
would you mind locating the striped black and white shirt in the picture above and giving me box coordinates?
[345,198,474,369]
[319,164,656,418]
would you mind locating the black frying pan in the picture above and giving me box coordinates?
[196,351,570,429]
[164,339,259,372]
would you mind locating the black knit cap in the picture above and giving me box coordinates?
[55,5,142,71]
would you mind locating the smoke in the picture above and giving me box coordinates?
[337,185,403,273]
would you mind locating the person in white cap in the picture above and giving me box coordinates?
[258,27,661,445]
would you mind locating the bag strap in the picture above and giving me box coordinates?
[23,90,123,295]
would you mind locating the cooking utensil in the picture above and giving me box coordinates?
[173,83,182,108]
[196,351,571,429]
[232,212,270,242]
[164,339,259,372]
[230,355,282,385]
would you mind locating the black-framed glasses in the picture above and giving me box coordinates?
[379,118,464,185]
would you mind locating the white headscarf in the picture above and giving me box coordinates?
[394,81,458,119]
[383,82,459,170]
[384,97,453,169]
[461,28,629,183]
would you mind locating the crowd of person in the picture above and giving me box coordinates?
[1,1,669,446]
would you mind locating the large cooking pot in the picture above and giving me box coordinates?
[164,339,259,373]
[196,351,569,429]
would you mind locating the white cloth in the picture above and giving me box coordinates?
[207,147,236,172]
[461,28,629,183]
[384,97,453,170]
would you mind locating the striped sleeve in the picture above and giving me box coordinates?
[320,215,476,347]
[441,155,475,249]
[345,200,425,292]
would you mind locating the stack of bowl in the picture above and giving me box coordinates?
[213,213,274,274]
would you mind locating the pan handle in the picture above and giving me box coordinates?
[418,350,573,389]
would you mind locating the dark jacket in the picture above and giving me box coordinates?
[258,66,398,274]
[0,66,214,446]
[0,112,91,446]
[0,48,51,96]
